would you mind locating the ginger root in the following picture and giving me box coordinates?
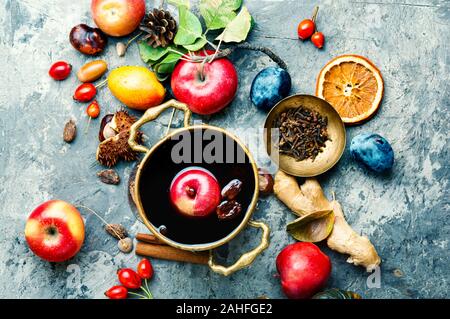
[274,170,381,271]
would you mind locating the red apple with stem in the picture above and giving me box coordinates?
[169,167,221,218]
[276,242,331,299]
[171,51,238,115]
[91,0,146,37]
[25,200,85,262]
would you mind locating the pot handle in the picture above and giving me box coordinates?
[208,220,270,276]
[129,99,192,153]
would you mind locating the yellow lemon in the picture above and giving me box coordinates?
[107,66,165,110]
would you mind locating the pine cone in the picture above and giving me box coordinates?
[140,8,177,48]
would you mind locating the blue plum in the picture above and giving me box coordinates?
[250,67,291,111]
[350,133,394,173]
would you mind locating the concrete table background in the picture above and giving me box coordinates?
[0,0,449,299]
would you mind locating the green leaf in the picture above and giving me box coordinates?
[215,6,252,43]
[286,210,335,243]
[138,42,170,63]
[183,37,207,51]
[229,0,243,10]
[153,52,183,76]
[199,0,237,30]
[174,6,203,46]
[167,0,190,9]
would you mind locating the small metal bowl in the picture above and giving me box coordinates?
[264,94,346,177]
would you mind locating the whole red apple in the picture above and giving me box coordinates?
[171,51,238,115]
[91,0,146,37]
[169,167,221,218]
[276,242,331,299]
[25,200,85,262]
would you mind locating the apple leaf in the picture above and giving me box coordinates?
[138,42,170,63]
[167,0,190,9]
[199,0,237,30]
[215,6,252,43]
[174,6,203,46]
[183,37,208,51]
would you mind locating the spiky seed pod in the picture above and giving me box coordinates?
[140,8,177,48]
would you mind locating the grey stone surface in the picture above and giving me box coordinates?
[0,0,449,299]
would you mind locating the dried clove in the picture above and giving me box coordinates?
[97,169,120,185]
[105,223,128,239]
[273,106,329,161]
[63,120,77,143]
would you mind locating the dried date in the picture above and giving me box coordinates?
[258,168,274,195]
[217,200,242,221]
[221,179,243,200]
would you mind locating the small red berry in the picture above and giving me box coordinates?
[86,100,100,118]
[311,32,325,49]
[297,19,315,40]
[73,83,97,102]
[117,268,142,289]
[49,61,72,81]
[137,258,154,280]
[105,285,128,299]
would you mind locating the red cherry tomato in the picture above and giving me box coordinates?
[311,32,325,49]
[86,100,100,118]
[73,83,96,102]
[297,19,315,40]
[117,268,142,289]
[105,285,128,299]
[137,258,154,280]
[49,61,72,80]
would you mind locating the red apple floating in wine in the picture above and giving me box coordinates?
[171,50,238,115]
[169,167,221,218]
[25,200,85,262]
[276,242,331,299]
[91,0,146,37]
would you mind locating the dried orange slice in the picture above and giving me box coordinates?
[316,55,384,124]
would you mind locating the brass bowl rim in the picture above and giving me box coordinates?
[263,93,346,177]
[134,124,260,252]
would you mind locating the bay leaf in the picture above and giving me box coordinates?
[286,210,335,243]
[215,6,252,43]
[174,6,203,46]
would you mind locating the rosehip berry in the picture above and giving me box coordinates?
[49,61,72,80]
[137,259,154,280]
[117,268,142,289]
[73,83,97,102]
[105,285,128,299]
[311,32,325,49]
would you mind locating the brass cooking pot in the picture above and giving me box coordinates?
[128,99,270,276]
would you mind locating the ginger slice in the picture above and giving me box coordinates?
[274,170,381,271]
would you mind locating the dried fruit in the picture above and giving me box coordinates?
[221,179,243,200]
[97,169,120,185]
[105,223,128,239]
[217,200,242,221]
[258,168,274,195]
[77,60,108,83]
[69,24,107,55]
[118,237,133,253]
[63,120,77,143]
[316,55,384,124]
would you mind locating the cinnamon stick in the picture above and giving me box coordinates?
[136,233,165,245]
[135,242,209,265]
